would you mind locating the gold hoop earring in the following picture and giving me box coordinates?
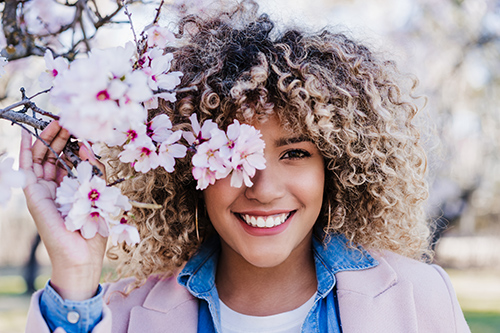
[327,201,332,229]
[195,204,200,242]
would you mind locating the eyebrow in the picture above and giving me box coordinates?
[274,135,312,147]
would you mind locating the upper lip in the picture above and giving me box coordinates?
[234,210,294,217]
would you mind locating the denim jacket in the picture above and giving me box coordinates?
[177,233,378,332]
[40,233,377,332]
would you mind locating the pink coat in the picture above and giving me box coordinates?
[25,250,470,332]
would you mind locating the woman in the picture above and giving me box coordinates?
[22,1,469,332]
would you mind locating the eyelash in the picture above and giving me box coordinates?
[280,149,311,160]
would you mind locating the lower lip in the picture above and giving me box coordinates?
[238,213,294,236]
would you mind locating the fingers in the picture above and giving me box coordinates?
[32,121,71,181]
[19,129,33,172]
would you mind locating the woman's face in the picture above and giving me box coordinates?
[203,116,325,268]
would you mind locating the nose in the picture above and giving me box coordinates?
[244,161,285,204]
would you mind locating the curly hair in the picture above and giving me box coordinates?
[107,0,431,283]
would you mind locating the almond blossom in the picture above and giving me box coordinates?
[147,114,173,142]
[192,166,217,190]
[0,157,25,206]
[110,217,141,246]
[184,113,219,146]
[188,116,266,190]
[51,43,151,143]
[39,50,69,89]
[145,25,176,49]
[119,137,160,173]
[140,48,183,109]
[158,131,187,172]
[224,120,266,187]
[55,162,134,241]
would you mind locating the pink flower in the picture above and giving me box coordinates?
[183,113,218,146]
[119,137,160,173]
[192,166,217,190]
[147,114,173,142]
[140,48,183,108]
[106,120,148,147]
[225,121,266,187]
[145,25,176,49]
[191,128,228,174]
[158,131,187,172]
[39,50,69,89]
[56,162,132,239]
[0,157,25,206]
[51,44,151,143]
[110,222,140,246]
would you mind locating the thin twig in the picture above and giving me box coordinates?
[28,88,52,100]
[129,200,162,209]
[0,110,50,130]
[0,99,31,116]
[122,0,140,53]
[107,177,126,187]
[152,0,165,25]
[153,86,198,95]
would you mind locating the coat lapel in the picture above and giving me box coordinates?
[336,252,418,333]
[127,276,198,332]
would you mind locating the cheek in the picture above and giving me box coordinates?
[203,178,239,225]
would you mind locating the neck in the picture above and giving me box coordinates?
[215,233,317,316]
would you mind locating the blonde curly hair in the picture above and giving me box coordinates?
[107,1,430,283]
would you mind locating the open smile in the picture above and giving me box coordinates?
[235,211,295,228]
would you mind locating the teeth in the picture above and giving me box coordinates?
[241,213,290,228]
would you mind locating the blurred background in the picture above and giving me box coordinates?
[1,0,500,332]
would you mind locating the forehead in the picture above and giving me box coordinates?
[252,116,311,146]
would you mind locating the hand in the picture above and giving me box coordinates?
[20,121,107,301]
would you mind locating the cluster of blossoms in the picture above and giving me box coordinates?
[187,115,266,190]
[4,23,267,246]
[0,156,26,206]
[56,162,139,245]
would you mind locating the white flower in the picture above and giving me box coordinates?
[183,113,218,146]
[140,48,183,108]
[192,166,217,190]
[147,114,173,142]
[106,119,148,147]
[56,162,132,239]
[110,222,140,246]
[51,44,151,143]
[0,157,25,206]
[158,131,187,172]
[145,25,175,49]
[225,121,266,187]
[191,128,228,174]
[119,137,160,173]
[39,50,69,89]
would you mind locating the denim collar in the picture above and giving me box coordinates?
[177,233,378,298]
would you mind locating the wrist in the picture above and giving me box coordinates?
[51,265,102,301]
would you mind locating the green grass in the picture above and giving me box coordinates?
[0,275,49,295]
[465,311,500,333]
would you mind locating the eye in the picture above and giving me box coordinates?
[280,149,311,160]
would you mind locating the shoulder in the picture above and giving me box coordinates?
[365,250,469,331]
[100,274,197,332]
[335,250,470,332]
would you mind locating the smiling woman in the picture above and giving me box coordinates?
[23,1,470,332]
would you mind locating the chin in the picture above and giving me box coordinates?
[240,248,293,269]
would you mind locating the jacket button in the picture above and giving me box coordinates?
[67,311,80,324]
